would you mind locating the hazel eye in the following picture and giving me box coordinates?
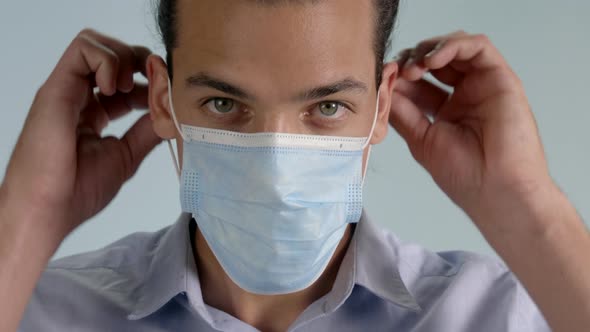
[305,100,351,129]
[205,98,237,114]
[318,102,340,117]
[313,101,350,120]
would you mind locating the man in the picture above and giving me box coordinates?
[1,0,589,331]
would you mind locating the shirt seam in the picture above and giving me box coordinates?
[398,256,463,279]
[48,240,161,272]
[45,265,139,272]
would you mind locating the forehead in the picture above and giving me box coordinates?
[173,0,377,95]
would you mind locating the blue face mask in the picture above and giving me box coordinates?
[166,79,379,295]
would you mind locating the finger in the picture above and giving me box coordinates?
[394,79,449,117]
[429,66,463,87]
[39,30,123,133]
[414,30,468,57]
[31,38,121,138]
[116,114,162,180]
[40,28,151,129]
[80,29,152,93]
[131,46,152,77]
[78,90,108,135]
[389,91,431,164]
[393,48,413,68]
[400,40,439,80]
[423,34,505,73]
[78,82,149,135]
[98,82,149,120]
[401,31,468,81]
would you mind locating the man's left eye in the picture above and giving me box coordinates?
[204,97,239,114]
[315,101,347,118]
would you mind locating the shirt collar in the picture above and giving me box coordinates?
[127,210,421,321]
[127,212,208,321]
[322,210,422,313]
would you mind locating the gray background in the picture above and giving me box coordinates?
[0,1,588,259]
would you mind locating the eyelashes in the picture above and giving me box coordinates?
[198,96,355,129]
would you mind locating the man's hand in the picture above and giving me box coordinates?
[390,31,590,331]
[0,29,160,331]
[390,31,550,226]
[2,29,160,238]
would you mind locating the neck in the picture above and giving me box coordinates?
[193,224,352,332]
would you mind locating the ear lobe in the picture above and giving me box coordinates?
[369,61,399,145]
[147,54,178,140]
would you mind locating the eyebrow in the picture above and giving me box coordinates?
[185,72,368,102]
[295,78,368,101]
[186,73,252,100]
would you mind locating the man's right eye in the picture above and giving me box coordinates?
[204,98,238,114]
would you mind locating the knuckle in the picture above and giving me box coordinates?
[30,85,51,112]
[400,48,413,57]
[440,38,456,50]
[452,29,468,37]
[394,48,413,62]
[72,32,91,50]
[509,71,525,91]
[416,40,431,51]
[492,68,524,93]
[473,33,491,45]
[132,45,152,58]
[77,28,97,39]
[74,30,119,68]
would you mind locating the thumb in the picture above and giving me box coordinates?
[118,113,162,180]
[389,91,431,164]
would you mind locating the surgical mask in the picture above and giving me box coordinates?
[166,79,379,294]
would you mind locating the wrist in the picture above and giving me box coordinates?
[472,180,590,332]
[0,183,67,254]
[469,178,580,254]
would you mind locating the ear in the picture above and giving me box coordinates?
[147,54,178,140]
[369,61,398,145]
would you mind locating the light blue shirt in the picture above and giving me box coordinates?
[20,212,551,331]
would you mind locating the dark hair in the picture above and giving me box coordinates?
[157,0,399,88]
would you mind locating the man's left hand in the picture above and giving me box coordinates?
[390,31,590,332]
[390,31,554,229]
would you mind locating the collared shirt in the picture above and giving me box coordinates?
[20,212,550,331]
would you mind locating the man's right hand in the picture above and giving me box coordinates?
[1,29,160,239]
[0,29,160,332]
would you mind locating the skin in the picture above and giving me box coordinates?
[0,0,589,331]
[148,2,393,330]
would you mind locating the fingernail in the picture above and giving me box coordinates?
[404,56,415,69]
[121,80,135,93]
[425,41,444,58]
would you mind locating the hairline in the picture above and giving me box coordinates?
[160,0,391,88]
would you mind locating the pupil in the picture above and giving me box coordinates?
[215,99,233,113]
[321,102,338,116]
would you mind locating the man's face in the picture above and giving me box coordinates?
[148,0,397,160]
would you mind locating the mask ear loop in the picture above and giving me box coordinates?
[166,141,181,180]
[166,78,187,181]
[361,90,381,184]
